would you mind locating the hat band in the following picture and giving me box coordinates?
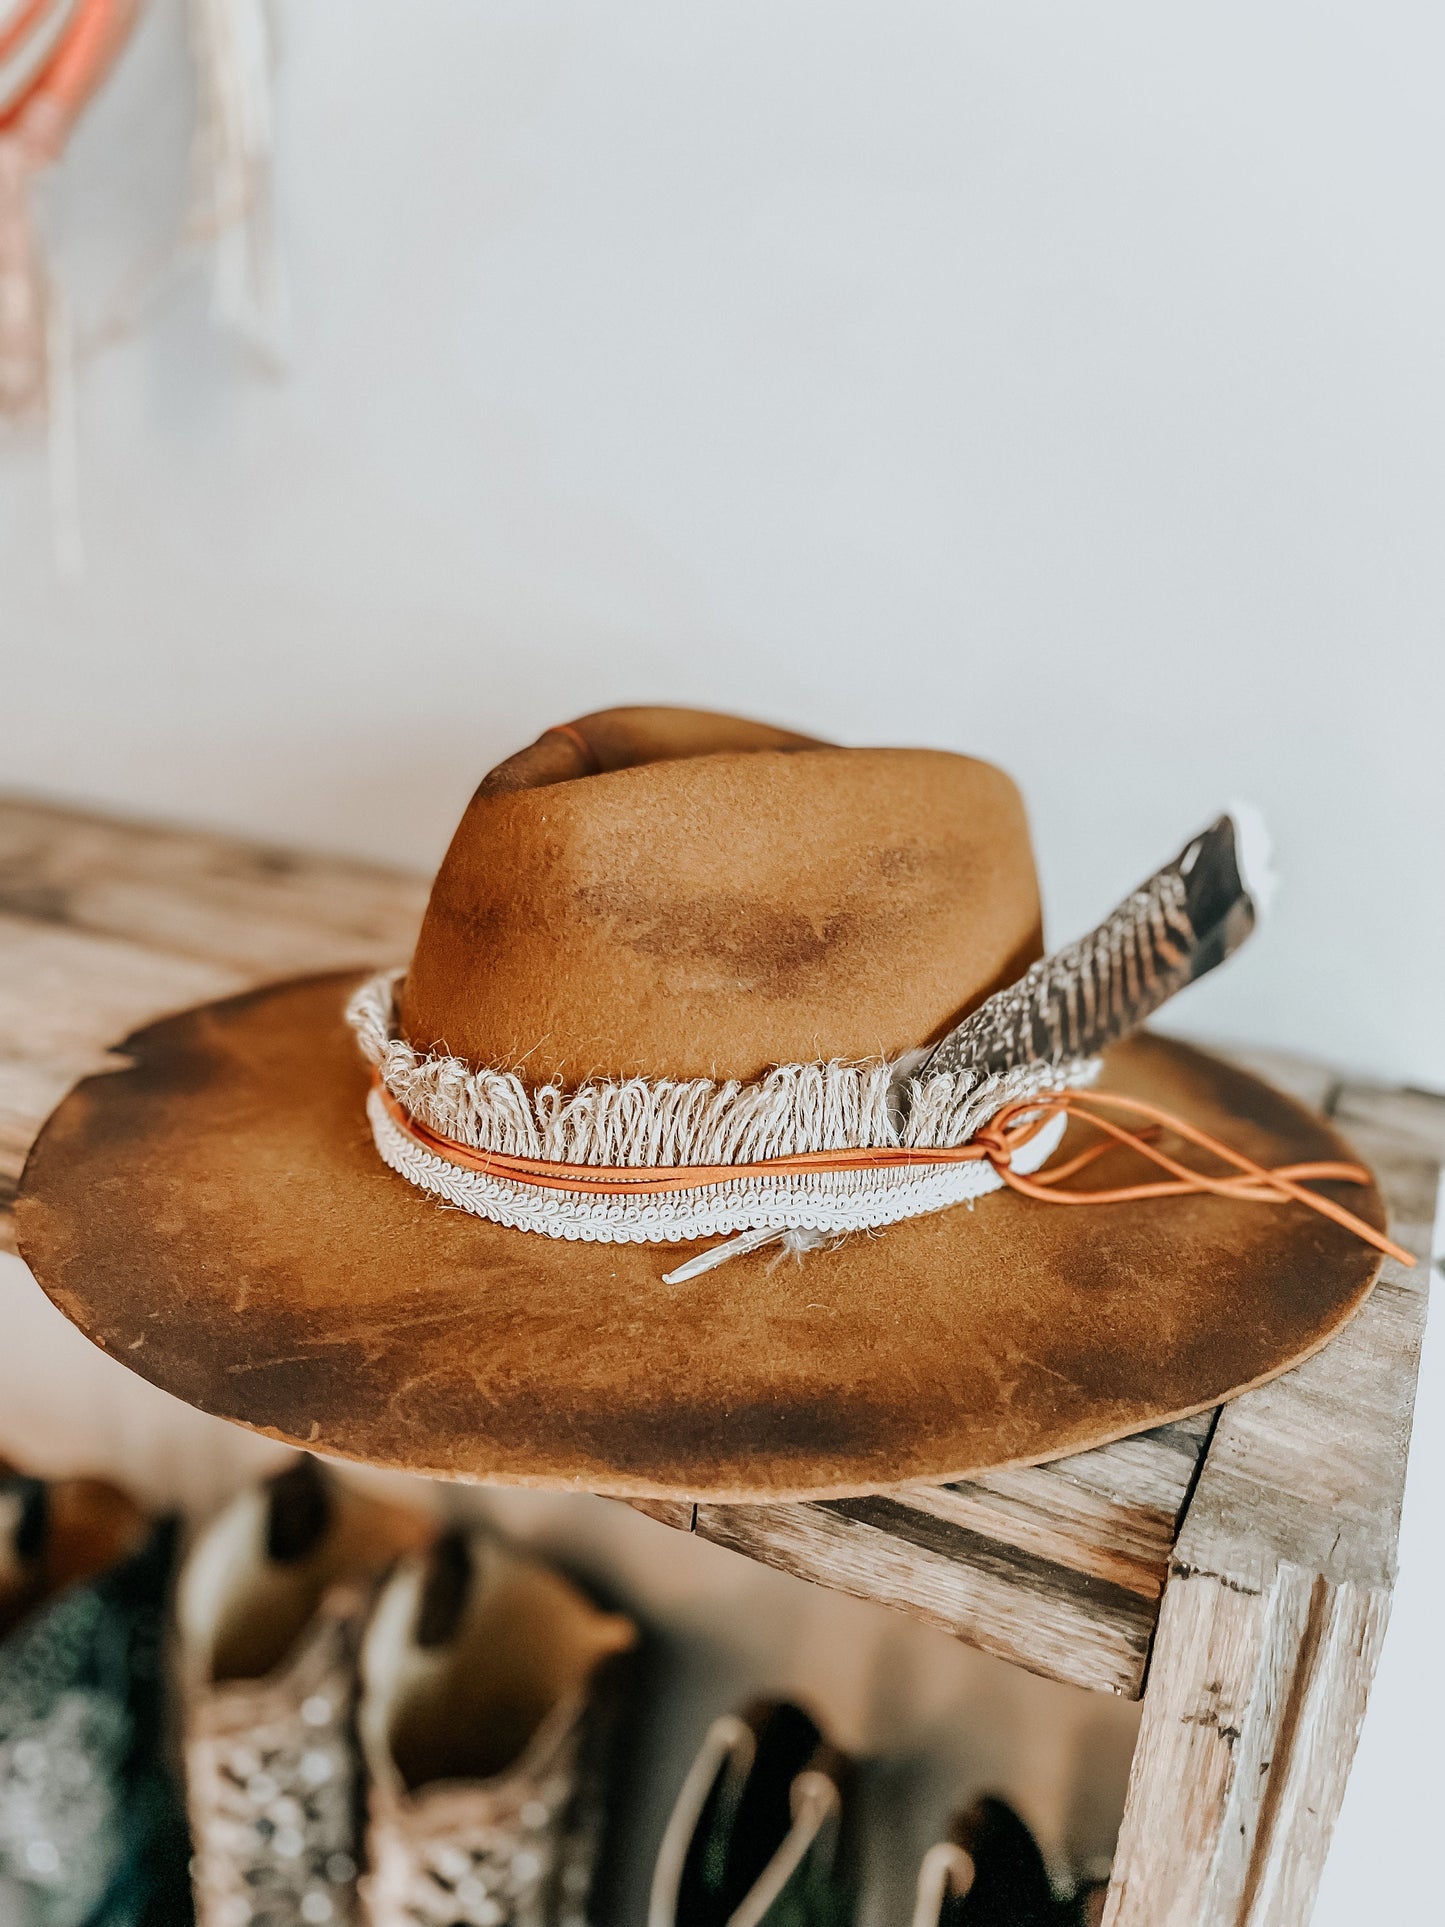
[346,973,1412,1270]
[364,1075,1073,1245]
[369,1072,1414,1276]
[346,970,1089,1244]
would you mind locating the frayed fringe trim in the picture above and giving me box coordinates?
[346,969,1098,1171]
[363,1083,1072,1242]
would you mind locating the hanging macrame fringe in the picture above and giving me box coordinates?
[0,135,49,419]
[184,0,287,364]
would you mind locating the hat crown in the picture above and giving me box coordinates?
[397,708,1043,1083]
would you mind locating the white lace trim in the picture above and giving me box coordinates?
[346,970,1096,1244]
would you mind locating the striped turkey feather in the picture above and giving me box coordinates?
[916,813,1264,1083]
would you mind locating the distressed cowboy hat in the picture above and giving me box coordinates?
[16,707,1405,1502]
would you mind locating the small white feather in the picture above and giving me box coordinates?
[1228,799,1279,915]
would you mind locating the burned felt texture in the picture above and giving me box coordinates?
[16,973,1384,1501]
[398,724,1043,1084]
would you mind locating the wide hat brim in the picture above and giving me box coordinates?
[17,971,1386,1503]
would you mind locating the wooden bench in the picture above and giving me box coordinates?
[0,794,1436,1925]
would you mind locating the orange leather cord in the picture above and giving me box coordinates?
[376,1079,1413,1266]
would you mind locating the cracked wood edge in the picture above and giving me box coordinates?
[625,1412,1214,1698]
[1107,1561,1391,1927]
[1103,1096,1441,1925]
[691,1492,1162,1696]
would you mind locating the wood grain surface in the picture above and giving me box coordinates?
[1104,1095,1439,1921]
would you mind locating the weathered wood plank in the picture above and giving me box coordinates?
[625,1498,697,1532]
[0,913,253,1256]
[636,1409,1218,1697]
[0,796,426,974]
[1104,1100,1440,1922]
[0,912,245,1066]
[691,1490,1160,1697]
[926,1411,1216,1599]
[1108,1561,1391,1926]
[1331,1079,1445,1163]
[0,796,424,1256]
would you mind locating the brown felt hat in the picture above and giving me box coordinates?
[17,707,1389,1501]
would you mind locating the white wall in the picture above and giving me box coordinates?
[2,2,1442,1917]
[4,0,1443,1084]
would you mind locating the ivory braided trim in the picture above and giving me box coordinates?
[363,1081,1070,1243]
[346,970,1096,1243]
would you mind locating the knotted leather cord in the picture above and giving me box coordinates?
[375,1079,1412,1267]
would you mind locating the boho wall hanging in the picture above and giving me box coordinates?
[0,0,283,556]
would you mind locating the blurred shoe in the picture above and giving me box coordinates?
[909,1796,1057,1927]
[649,1700,854,1927]
[0,1470,189,1927]
[358,1528,636,1927]
[177,1458,431,1927]
[0,1475,149,1643]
